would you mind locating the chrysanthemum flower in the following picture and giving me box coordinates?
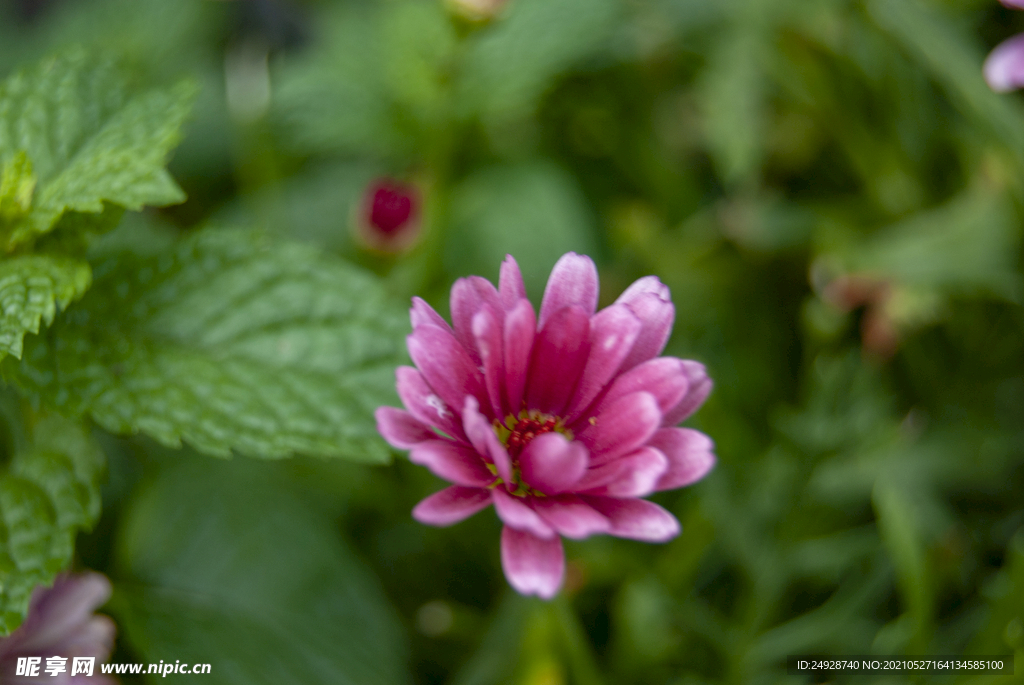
[355,178,421,253]
[985,1,1024,92]
[377,254,715,599]
[0,573,117,684]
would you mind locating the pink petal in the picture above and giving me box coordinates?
[473,306,506,418]
[590,357,689,424]
[17,573,112,653]
[492,488,555,539]
[501,526,565,599]
[985,33,1024,92]
[375,407,437,449]
[396,366,466,441]
[661,360,712,426]
[462,397,514,486]
[525,305,590,415]
[615,277,674,372]
[649,428,716,491]
[577,447,668,497]
[538,253,599,330]
[407,324,487,416]
[532,495,609,539]
[411,296,450,331]
[576,391,661,466]
[564,304,643,422]
[1001,1,1024,10]
[503,298,536,414]
[581,497,681,542]
[413,486,492,526]
[409,440,495,487]
[450,276,503,363]
[499,255,527,310]
[519,433,588,494]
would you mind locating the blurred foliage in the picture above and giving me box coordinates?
[0,0,1022,683]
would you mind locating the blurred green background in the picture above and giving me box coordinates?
[2,0,1023,683]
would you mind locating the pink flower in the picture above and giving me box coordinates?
[356,178,422,253]
[0,573,117,684]
[985,1,1024,91]
[376,253,715,599]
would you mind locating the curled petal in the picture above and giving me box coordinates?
[649,428,716,491]
[503,298,536,414]
[413,486,492,526]
[499,255,527,310]
[473,306,506,418]
[411,297,450,331]
[661,361,713,426]
[986,34,1024,92]
[410,441,495,487]
[375,407,437,449]
[577,391,661,466]
[407,324,487,416]
[462,397,513,486]
[396,367,466,441]
[594,357,689,422]
[492,488,555,539]
[451,276,502,362]
[501,526,565,600]
[615,277,674,372]
[532,495,609,539]
[13,573,113,656]
[519,433,588,494]
[539,252,599,330]
[581,497,680,542]
[577,447,668,497]
[526,305,590,415]
[564,304,643,422]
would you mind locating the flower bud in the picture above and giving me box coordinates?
[356,178,422,253]
[444,0,507,23]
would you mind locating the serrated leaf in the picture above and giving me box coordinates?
[0,49,195,250]
[6,229,407,462]
[0,254,91,360]
[0,403,105,634]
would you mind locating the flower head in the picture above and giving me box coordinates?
[356,178,421,253]
[377,254,715,599]
[0,573,117,683]
[985,1,1024,91]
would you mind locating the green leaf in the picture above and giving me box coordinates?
[0,254,91,361]
[445,161,598,296]
[0,151,36,223]
[457,0,619,120]
[112,456,412,685]
[0,49,195,250]
[6,229,407,462]
[0,402,105,634]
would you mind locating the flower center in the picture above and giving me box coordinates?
[494,410,572,458]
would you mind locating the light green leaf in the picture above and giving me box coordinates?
[0,50,195,250]
[112,456,412,685]
[0,151,36,222]
[0,254,91,360]
[457,0,619,119]
[446,161,597,296]
[6,229,407,462]
[0,403,105,634]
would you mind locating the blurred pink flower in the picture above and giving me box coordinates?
[0,573,117,684]
[377,253,715,599]
[985,1,1024,91]
[356,178,421,253]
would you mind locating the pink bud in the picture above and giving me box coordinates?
[356,179,422,253]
